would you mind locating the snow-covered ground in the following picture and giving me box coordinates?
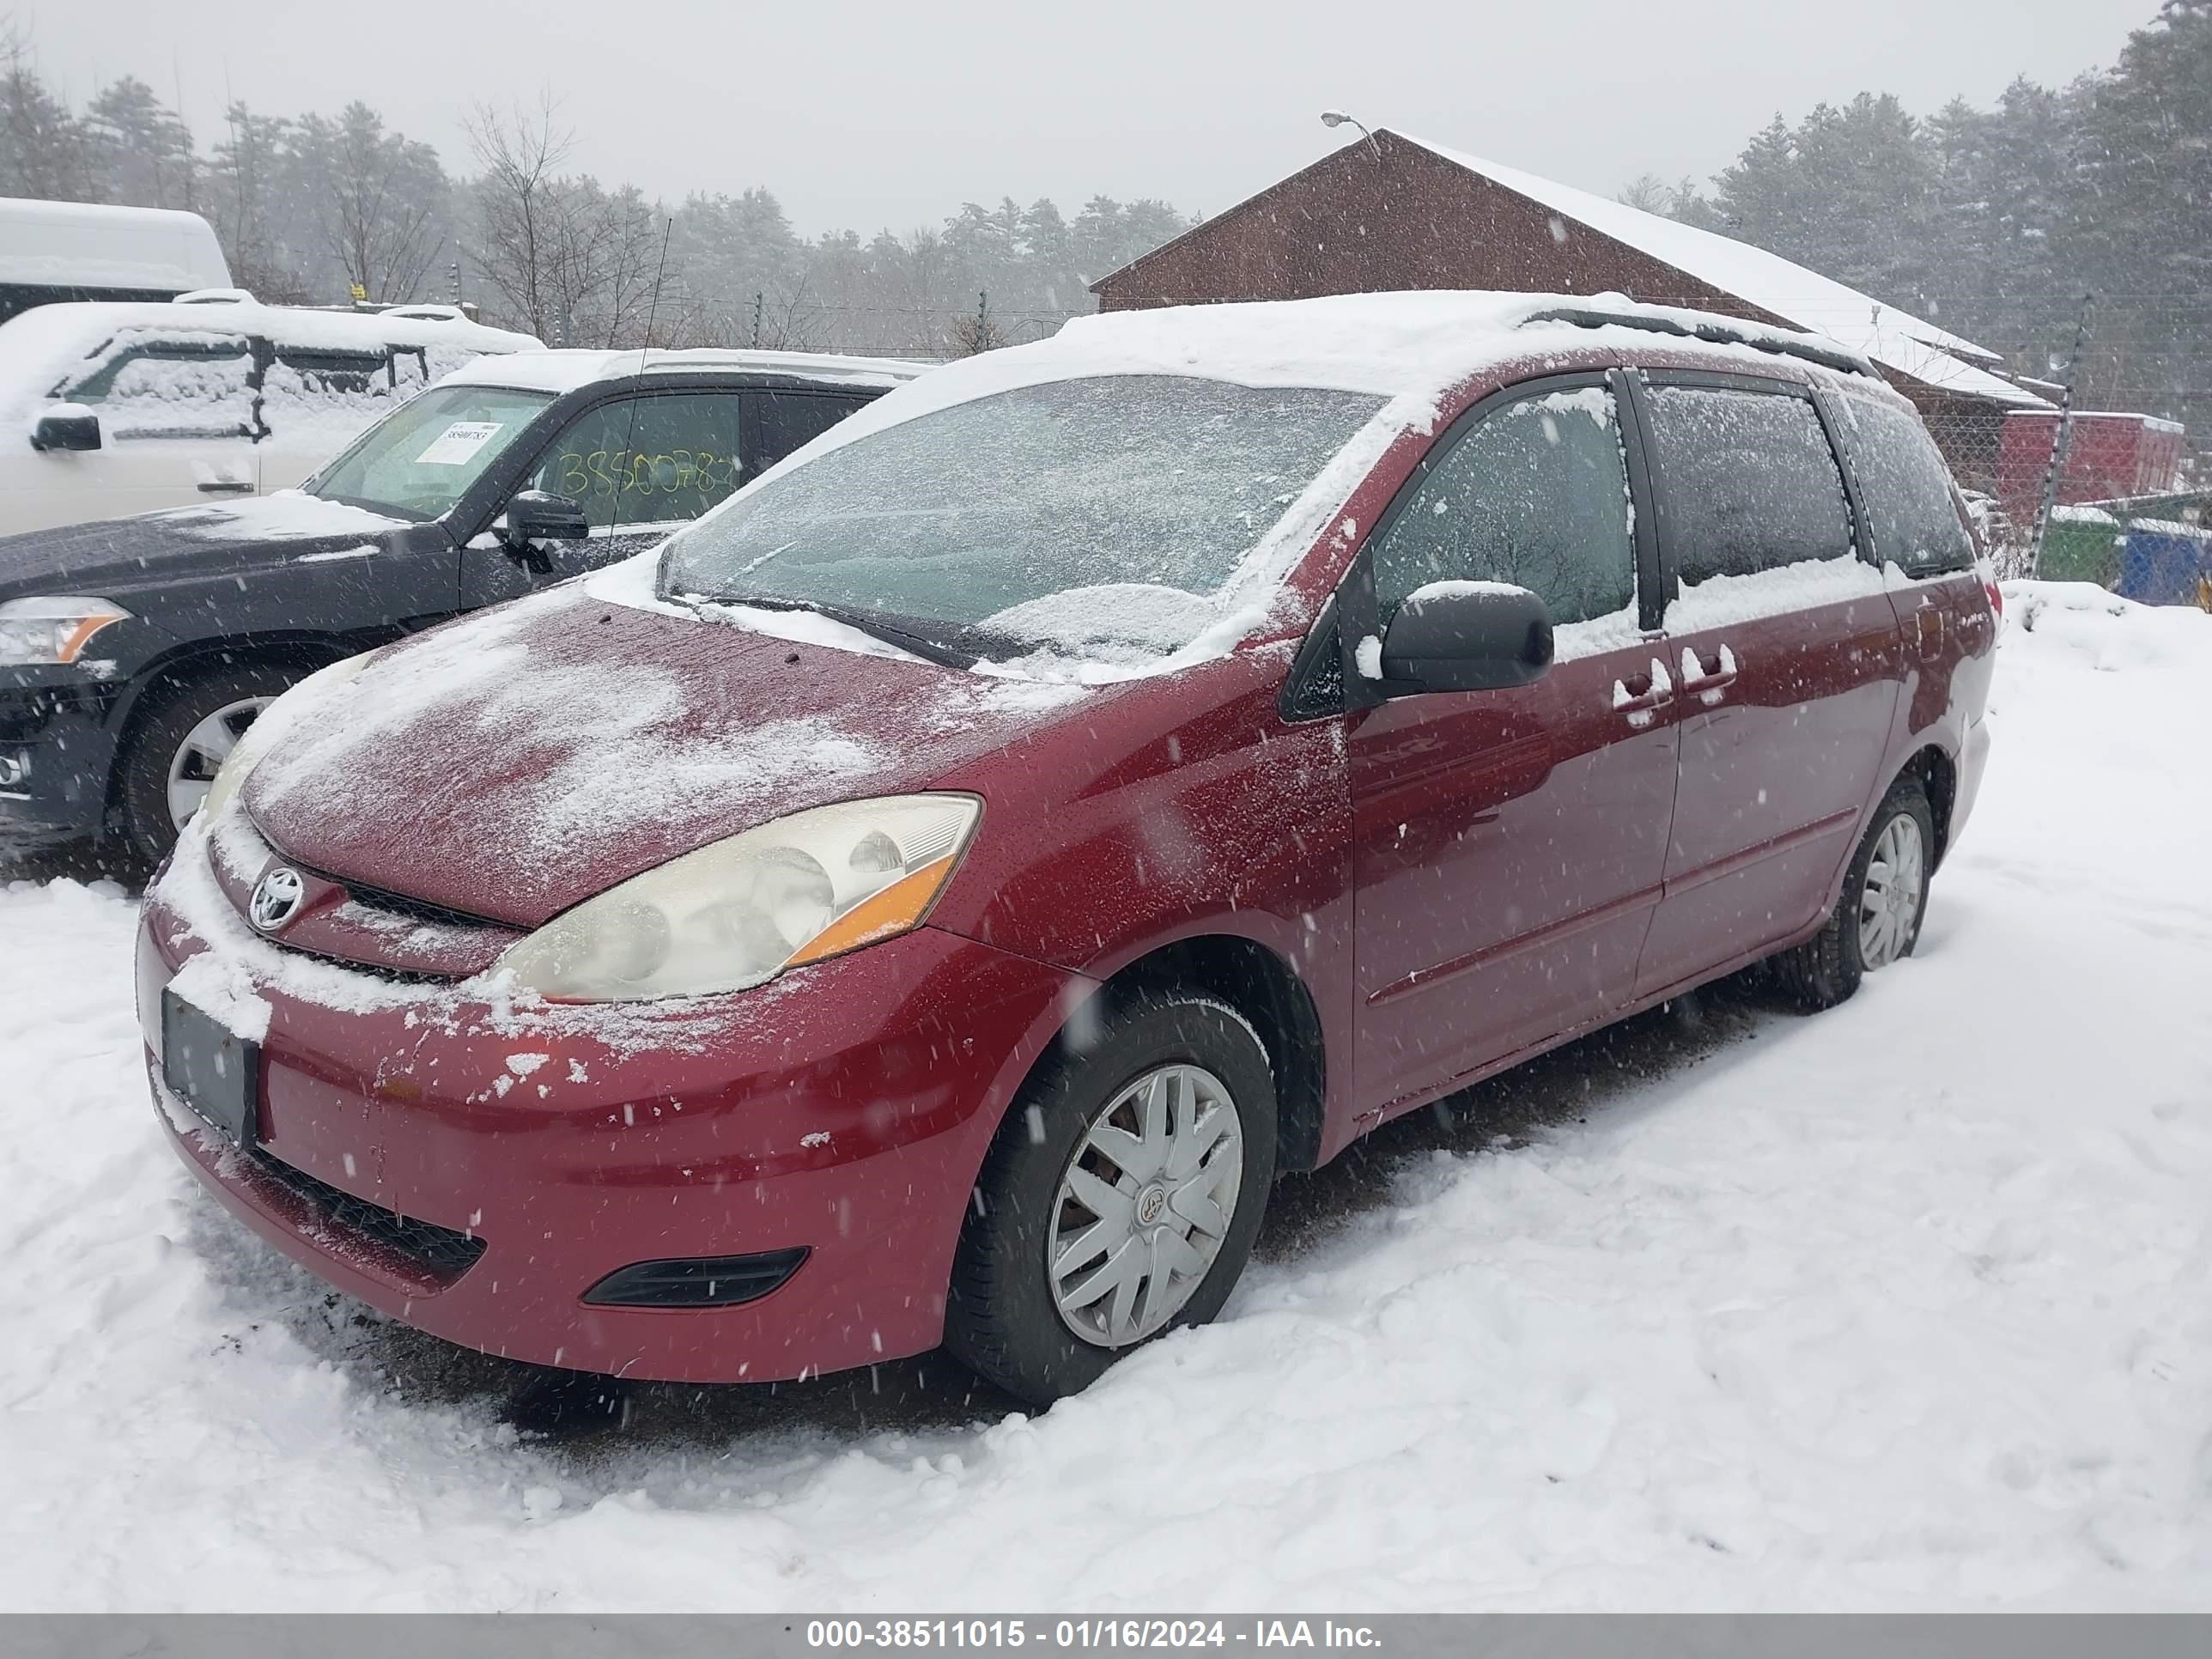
[2,582,2209,1612]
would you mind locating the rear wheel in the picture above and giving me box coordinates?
[945,992,1276,1406]
[1774,775,1935,1011]
[112,662,301,868]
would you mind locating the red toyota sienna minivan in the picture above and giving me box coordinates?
[138,292,1996,1405]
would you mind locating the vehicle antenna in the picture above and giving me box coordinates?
[605,216,674,540]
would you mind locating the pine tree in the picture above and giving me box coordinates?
[84,76,197,210]
[2075,0,2212,421]
[0,25,94,200]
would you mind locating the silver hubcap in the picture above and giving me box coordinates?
[167,696,273,830]
[1048,1062,1244,1348]
[1857,811,1926,969]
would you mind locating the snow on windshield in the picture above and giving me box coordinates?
[659,375,1386,666]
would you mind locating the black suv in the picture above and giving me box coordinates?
[0,348,921,863]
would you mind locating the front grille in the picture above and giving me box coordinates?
[248,1148,488,1280]
[301,866,510,933]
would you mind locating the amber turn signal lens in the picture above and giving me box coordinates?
[785,855,957,968]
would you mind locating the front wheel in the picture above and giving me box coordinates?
[945,993,1276,1407]
[1774,774,1935,1010]
[112,663,300,869]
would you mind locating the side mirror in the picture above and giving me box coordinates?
[1377,581,1553,695]
[499,489,589,574]
[505,489,590,544]
[30,405,102,453]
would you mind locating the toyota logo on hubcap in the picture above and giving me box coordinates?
[248,866,306,933]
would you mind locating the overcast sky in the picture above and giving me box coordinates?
[18,0,2160,237]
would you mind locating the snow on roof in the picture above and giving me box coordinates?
[0,297,540,419]
[773,289,1897,483]
[1393,133,2055,411]
[439,347,932,396]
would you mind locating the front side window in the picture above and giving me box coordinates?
[659,375,1386,662]
[1644,385,1856,586]
[1370,384,1636,628]
[529,392,747,529]
[1831,394,1975,575]
[60,329,256,440]
[305,382,555,520]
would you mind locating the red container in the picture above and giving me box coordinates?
[1999,410,2186,524]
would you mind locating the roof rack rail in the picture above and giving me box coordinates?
[1522,305,1880,381]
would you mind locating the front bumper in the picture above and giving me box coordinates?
[0,671,123,839]
[139,844,1089,1384]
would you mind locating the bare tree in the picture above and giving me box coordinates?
[464,94,580,340]
[466,96,678,345]
[757,275,820,350]
[300,102,446,301]
[947,289,1010,356]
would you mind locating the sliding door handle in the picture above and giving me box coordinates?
[1680,643,1738,692]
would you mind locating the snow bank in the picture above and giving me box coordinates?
[2002,579,2211,672]
[3,590,2212,1610]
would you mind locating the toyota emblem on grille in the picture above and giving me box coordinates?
[248,866,306,933]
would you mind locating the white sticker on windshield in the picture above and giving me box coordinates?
[414,421,504,466]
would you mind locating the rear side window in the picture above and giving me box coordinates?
[1370,384,1636,627]
[745,390,868,476]
[259,345,397,435]
[1644,385,1855,585]
[1831,395,1974,575]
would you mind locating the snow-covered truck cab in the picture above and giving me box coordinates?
[0,296,542,537]
[0,198,233,327]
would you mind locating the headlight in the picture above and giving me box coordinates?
[200,651,376,823]
[0,596,131,666]
[498,794,982,1002]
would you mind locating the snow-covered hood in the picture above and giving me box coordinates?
[240,580,1090,929]
[0,491,406,599]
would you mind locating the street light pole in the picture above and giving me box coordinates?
[1320,109,1382,161]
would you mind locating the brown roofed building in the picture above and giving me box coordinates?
[1091,129,2051,488]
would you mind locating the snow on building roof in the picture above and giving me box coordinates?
[1395,133,2055,411]
[439,347,933,396]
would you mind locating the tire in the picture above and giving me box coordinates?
[1773,773,1936,1011]
[945,991,1277,1407]
[111,661,303,869]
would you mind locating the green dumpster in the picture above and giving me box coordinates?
[2037,507,2123,586]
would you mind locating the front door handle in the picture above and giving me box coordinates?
[1680,644,1739,696]
[197,479,254,495]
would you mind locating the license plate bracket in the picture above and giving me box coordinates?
[161,985,259,1148]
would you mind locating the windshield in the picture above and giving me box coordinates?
[306,383,555,520]
[657,375,1387,664]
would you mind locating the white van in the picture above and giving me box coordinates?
[0,296,541,535]
[0,198,234,325]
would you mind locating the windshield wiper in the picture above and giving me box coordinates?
[696,592,993,671]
